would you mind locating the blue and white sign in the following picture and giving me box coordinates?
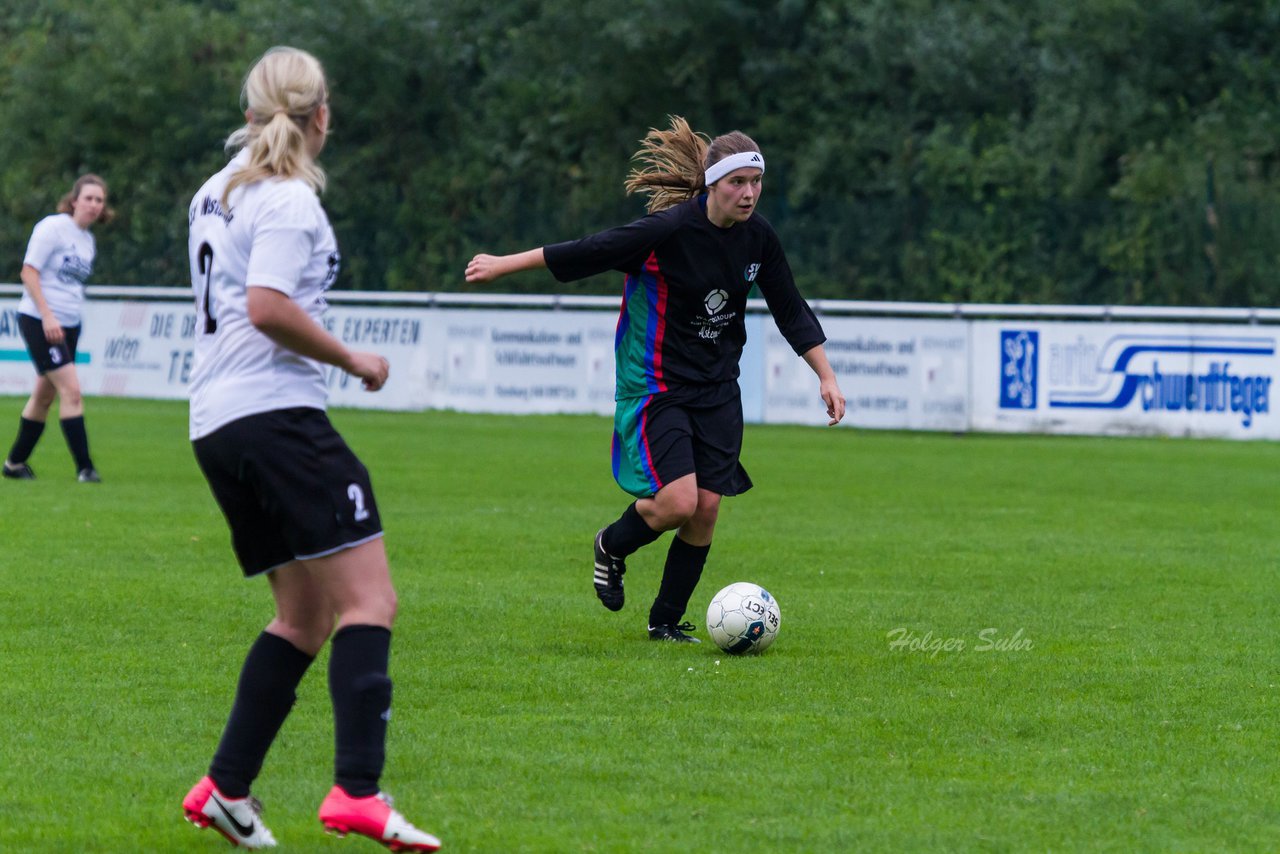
[999,330,1038,409]
[1046,334,1273,428]
[973,322,1280,439]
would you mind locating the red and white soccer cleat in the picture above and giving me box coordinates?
[318,786,441,852]
[183,775,278,849]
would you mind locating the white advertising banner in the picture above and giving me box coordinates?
[82,301,200,398]
[762,316,970,431]
[319,306,432,410]
[425,309,617,415]
[971,320,1279,439]
[0,300,435,411]
[5,293,1278,441]
[0,301,37,395]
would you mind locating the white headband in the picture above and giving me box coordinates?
[705,151,765,186]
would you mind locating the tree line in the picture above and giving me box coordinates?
[3,0,1279,306]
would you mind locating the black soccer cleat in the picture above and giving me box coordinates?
[2,461,35,480]
[648,622,701,643]
[593,528,626,611]
[77,467,101,483]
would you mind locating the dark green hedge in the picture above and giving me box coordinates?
[4,0,1279,305]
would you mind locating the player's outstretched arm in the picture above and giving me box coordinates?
[246,285,389,391]
[465,248,546,284]
[801,344,846,426]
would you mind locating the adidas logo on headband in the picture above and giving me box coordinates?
[705,151,766,186]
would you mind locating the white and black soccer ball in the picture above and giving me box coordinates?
[706,582,781,654]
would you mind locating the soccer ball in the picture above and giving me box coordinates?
[706,582,781,654]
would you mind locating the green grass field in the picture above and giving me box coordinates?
[1,397,1278,852]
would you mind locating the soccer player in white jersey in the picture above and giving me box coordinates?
[3,174,110,483]
[180,46,441,852]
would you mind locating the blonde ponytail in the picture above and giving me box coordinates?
[221,47,329,207]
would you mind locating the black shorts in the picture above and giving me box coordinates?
[193,407,383,577]
[19,313,81,374]
[611,382,753,498]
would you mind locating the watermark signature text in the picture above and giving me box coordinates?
[885,627,1034,658]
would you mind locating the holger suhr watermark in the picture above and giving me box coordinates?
[886,627,1034,658]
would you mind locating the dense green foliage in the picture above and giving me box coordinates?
[2,398,1279,851]
[4,0,1280,304]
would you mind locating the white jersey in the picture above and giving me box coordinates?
[187,150,341,440]
[19,213,96,326]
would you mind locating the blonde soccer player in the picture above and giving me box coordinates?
[180,46,440,852]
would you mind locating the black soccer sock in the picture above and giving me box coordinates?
[59,415,93,472]
[7,416,45,465]
[209,631,315,798]
[602,501,663,558]
[330,624,393,798]
[649,536,712,627]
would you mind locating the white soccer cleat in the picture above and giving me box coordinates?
[183,775,278,848]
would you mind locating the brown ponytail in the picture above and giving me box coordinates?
[624,116,764,213]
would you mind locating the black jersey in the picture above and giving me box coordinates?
[544,195,825,399]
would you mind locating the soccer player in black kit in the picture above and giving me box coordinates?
[467,117,845,643]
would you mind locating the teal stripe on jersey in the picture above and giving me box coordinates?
[614,274,650,399]
[611,394,661,497]
[614,254,669,400]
